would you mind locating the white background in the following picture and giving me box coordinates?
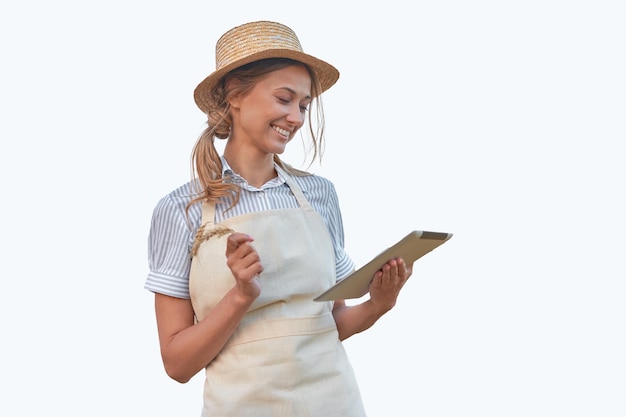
[1,1,624,416]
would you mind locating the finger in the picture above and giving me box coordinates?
[370,271,383,289]
[237,263,262,280]
[382,259,399,280]
[381,262,392,284]
[226,233,254,255]
[240,248,262,269]
[389,258,410,279]
[397,258,410,278]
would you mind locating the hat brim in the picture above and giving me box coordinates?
[193,48,339,114]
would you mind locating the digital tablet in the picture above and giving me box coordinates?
[313,230,453,301]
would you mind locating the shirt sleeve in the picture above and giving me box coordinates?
[144,194,194,299]
[322,181,356,282]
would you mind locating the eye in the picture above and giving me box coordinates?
[300,100,311,113]
[277,94,309,113]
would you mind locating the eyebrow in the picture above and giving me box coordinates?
[278,87,312,101]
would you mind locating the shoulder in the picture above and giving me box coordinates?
[151,181,199,223]
[291,172,337,195]
[290,173,341,211]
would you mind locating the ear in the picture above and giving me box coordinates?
[226,79,242,109]
[228,92,242,110]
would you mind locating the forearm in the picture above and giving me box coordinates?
[157,288,254,383]
[332,258,412,340]
[332,299,389,341]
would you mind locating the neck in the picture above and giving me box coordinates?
[223,147,277,188]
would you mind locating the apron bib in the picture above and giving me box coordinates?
[189,167,366,417]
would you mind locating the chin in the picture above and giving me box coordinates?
[270,144,288,155]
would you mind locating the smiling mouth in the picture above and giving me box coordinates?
[272,125,290,138]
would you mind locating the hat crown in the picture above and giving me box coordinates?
[194,20,339,114]
[215,21,304,70]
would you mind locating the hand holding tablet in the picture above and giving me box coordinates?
[314,230,453,301]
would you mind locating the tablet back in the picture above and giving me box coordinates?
[314,230,453,301]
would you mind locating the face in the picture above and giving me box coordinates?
[228,65,312,156]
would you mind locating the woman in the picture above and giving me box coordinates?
[145,20,413,416]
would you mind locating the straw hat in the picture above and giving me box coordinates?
[193,21,340,114]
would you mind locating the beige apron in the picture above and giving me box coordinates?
[189,166,366,417]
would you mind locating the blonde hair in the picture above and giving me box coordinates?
[186,58,327,214]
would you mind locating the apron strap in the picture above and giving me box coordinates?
[274,164,314,212]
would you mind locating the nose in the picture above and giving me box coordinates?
[285,103,305,127]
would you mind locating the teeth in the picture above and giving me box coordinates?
[272,126,290,137]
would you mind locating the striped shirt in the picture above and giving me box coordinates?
[145,159,355,299]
